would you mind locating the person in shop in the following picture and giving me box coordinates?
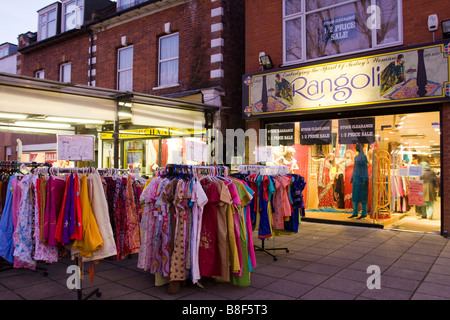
[349,144,369,219]
[419,161,439,219]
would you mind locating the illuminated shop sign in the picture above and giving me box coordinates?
[242,42,450,118]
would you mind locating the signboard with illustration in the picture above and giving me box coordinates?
[242,42,450,118]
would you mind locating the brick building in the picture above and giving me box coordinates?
[242,0,450,235]
[2,0,244,170]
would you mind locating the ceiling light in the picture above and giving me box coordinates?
[0,112,28,119]
[46,116,105,124]
[15,121,72,129]
[118,112,132,118]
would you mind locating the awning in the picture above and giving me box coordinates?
[0,72,220,132]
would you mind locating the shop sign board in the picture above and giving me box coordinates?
[266,123,295,146]
[338,117,375,144]
[57,135,95,161]
[300,120,332,145]
[242,41,450,118]
[100,127,205,140]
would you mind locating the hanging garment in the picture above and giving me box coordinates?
[13,175,36,270]
[0,177,17,263]
[82,171,117,262]
[71,174,103,259]
[198,178,221,277]
[33,176,58,263]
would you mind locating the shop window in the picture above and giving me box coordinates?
[117,46,133,91]
[38,6,58,41]
[62,0,84,32]
[283,0,402,64]
[264,111,440,233]
[158,33,179,87]
[60,63,72,83]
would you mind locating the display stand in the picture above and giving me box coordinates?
[75,257,102,300]
[254,239,289,261]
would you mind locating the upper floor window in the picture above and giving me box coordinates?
[0,49,8,59]
[37,3,60,41]
[283,0,402,65]
[116,0,148,11]
[158,33,179,87]
[117,46,133,91]
[62,0,84,32]
[60,63,72,83]
[35,70,45,79]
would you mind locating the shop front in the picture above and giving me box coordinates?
[242,41,450,234]
[0,72,218,170]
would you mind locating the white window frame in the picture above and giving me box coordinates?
[117,46,134,91]
[37,4,58,41]
[157,33,179,88]
[282,0,403,66]
[62,0,84,32]
[60,62,72,83]
[35,70,45,79]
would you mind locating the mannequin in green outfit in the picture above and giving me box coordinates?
[349,144,369,219]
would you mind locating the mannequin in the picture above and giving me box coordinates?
[343,149,355,210]
[349,144,369,219]
[317,153,335,208]
[277,147,299,173]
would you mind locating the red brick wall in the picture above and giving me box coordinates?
[245,0,450,74]
[95,2,215,95]
[19,34,91,84]
[245,0,283,74]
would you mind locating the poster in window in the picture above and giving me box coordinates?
[338,118,375,144]
[266,123,295,146]
[408,180,424,206]
[300,120,332,145]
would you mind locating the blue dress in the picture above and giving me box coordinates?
[351,153,369,204]
[0,177,16,263]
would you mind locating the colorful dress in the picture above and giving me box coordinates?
[317,159,334,208]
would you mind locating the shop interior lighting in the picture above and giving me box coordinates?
[45,116,105,124]
[118,111,132,118]
[0,112,28,119]
[15,121,72,129]
[0,126,73,134]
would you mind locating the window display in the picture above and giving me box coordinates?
[264,111,441,233]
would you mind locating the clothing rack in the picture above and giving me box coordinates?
[37,165,141,300]
[0,161,51,275]
[238,165,290,261]
[157,164,230,178]
[238,164,290,176]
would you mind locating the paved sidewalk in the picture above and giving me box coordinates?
[1,221,449,300]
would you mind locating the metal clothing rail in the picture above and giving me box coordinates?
[238,164,290,261]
